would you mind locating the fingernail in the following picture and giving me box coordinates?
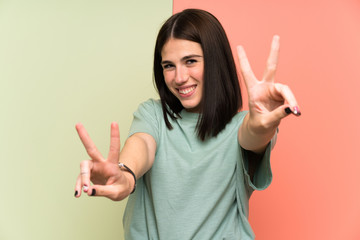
[91,189,96,196]
[293,106,301,116]
[83,185,88,192]
[285,107,292,114]
[74,190,78,197]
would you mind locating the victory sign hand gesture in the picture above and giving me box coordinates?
[237,35,300,135]
[74,123,135,201]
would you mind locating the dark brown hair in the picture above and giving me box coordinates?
[153,9,242,141]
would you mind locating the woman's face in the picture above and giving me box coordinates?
[161,38,204,113]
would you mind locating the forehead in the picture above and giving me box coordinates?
[161,38,203,59]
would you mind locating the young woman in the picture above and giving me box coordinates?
[74,9,300,239]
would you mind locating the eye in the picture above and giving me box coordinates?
[186,59,197,65]
[162,64,174,70]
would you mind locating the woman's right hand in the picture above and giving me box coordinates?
[74,122,134,201]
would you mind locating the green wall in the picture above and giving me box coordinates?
[0,1,172,239]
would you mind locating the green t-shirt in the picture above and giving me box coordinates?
[123,99,273,240]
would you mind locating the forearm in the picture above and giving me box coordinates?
[119,133,156,187]
[238,113,277,153]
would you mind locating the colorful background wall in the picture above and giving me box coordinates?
[0,1,171,239]
[1,0,359,239]
[173,0,360,239]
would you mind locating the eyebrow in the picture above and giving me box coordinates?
[161,54,203,65]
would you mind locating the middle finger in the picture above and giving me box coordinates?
[107,122,121,163]
[263,35,280,82]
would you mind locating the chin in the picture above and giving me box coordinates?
[182,103,200,113]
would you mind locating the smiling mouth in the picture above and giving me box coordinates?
[178,86,196,95]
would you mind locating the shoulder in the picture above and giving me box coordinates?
[129,99,163,143]
[134,99,163,117]
[137,98,162,111]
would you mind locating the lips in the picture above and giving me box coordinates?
[178,85,196,96]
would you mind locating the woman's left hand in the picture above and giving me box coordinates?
[237,35,300,135]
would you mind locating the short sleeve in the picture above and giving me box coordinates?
[128,99,162,144]
[241,133,276,191]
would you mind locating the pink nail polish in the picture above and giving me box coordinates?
[293,106,301,116]
[83,185,88,192]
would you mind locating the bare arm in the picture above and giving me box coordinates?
[119,132,156,191]
[239,113,277,153]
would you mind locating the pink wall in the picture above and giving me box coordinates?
[173,0,360,239]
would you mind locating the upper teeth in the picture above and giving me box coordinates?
[179,86,195,94]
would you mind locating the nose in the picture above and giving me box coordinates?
[175,66,189,85]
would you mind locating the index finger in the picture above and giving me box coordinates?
[76,123,104,161]
[237,45,257,89]
[107,122,120,163]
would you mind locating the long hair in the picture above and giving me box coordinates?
[153,9,242,141]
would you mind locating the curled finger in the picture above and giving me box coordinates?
[274,83,301,115]
[80,160,93,193]
[74,175,82,198]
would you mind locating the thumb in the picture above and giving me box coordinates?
[88,184,130,201]
[271,105,301,121]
